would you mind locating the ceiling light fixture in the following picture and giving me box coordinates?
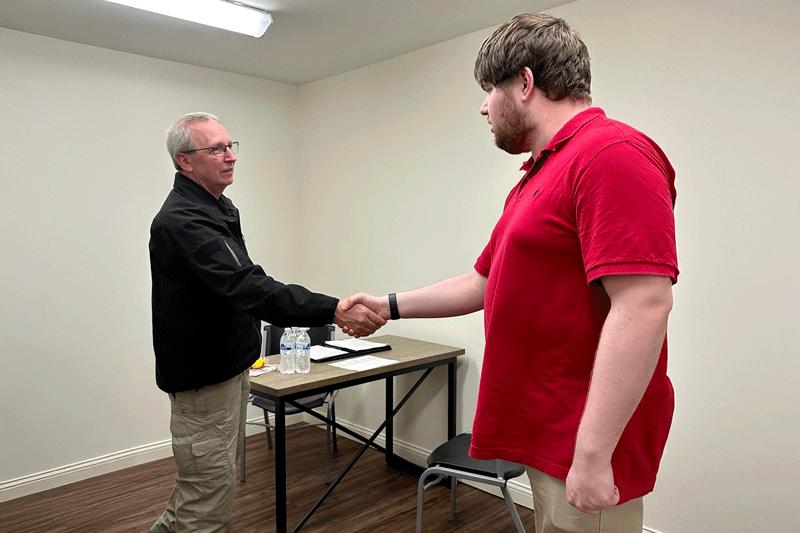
[107,0,273,38]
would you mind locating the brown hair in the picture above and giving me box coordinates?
[474,13,591,104]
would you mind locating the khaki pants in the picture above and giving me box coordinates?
[525,466,643,533]
[151,371,250,533]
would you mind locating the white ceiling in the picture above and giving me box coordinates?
[0,0,571,86]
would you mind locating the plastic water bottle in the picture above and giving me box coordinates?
[279,327,296,374]
[295,327,311,374]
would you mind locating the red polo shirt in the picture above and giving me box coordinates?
[470,108,678,503]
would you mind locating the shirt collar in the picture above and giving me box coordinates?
[520,107,607,173]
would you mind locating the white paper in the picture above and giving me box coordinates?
[249,364,278,376]
[309,344,349,362]
[330,355,397,371]
[325,338,389,351]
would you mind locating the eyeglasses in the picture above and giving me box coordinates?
[182,141,239,157]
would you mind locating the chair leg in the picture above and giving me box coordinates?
[416,472,428,533]
[330,401,337,453]
[324,417,331,485]
[265,412,273,450]
[500,485,527,533]
[239,431,246,482]
[449,477,457,521]
[416,472,447,533]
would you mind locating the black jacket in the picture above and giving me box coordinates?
[149,173,338,392]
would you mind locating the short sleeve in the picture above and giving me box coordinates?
[574,140,679,285]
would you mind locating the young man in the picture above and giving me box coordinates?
[149,112,384,532]
[342,13,678,533]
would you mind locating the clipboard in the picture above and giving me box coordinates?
[310,339,391,362]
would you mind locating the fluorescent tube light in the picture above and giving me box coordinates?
[107,0,273,38]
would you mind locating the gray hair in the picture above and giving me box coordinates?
[166,112,220,170]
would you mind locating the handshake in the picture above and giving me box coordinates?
[332,292,391,338]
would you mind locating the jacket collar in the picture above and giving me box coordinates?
[173,172,236,217]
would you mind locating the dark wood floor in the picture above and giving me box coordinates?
[0,427,534,533]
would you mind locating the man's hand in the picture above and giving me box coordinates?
[333,299,387,337]
[565,455,620,514]
[340,293,390,320]
[338,272,487,331]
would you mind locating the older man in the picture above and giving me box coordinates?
[149,112,384,532]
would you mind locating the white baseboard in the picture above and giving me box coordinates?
[0,413,301,503]
[0,440,173,503]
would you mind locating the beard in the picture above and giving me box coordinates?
[492,98,528,155]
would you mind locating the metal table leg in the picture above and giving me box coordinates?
[275,397,286,533]
[385,376,394,465]
[448,360,457,439]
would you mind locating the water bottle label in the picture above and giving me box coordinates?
[280,342,293,351]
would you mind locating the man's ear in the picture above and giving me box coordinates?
[519,67,535,101]
[176,152,192,173]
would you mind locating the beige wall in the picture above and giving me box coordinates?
[2,0,799,531]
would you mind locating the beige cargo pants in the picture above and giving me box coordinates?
[151,370,249,533]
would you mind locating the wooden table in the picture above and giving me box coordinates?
[249,334,465,533]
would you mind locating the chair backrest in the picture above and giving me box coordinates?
[262,324,335,357]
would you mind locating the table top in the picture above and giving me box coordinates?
[249,334,464,398]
